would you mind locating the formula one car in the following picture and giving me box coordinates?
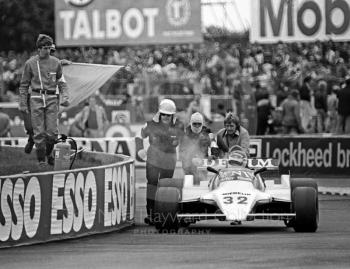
[153,152,319,233]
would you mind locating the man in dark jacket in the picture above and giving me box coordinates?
[136,99,184,224]
[337,77,350,133]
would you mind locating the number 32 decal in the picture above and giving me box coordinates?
[223,196,248,204]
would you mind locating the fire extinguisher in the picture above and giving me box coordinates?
[54,134,77,171]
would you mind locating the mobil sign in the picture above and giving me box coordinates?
[55,0,202,46]
[251,0,350,43]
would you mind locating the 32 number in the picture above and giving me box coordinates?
[223,196,248,204]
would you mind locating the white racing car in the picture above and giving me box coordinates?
[153,152,319,233]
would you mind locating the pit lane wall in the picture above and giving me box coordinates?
[0,149,135,248]
[1,136,350,176]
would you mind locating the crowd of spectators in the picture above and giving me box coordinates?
[1,38,350,134]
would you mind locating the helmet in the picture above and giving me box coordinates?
[224,113,240,127]
[36,34,54,49]
[228,150,247,167]
[190,112,203,134]
[159,99,176,115]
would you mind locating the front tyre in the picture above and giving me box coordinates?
[154,187,180,233]
[293,187,319,232]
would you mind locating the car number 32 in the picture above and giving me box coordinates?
[223,196,248,204]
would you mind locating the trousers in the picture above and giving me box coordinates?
[30,95,58,161]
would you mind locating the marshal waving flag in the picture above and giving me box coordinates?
[55,0,202,46]
[62,63,123,108]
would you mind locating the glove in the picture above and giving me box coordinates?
[211,147,220,157]
[60,59,72,65]
[170,135,178,146]
[60,100,70,107]
[208,155,218,161]
[137,149,147,161]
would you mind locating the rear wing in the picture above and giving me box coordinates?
[197,158,279,170]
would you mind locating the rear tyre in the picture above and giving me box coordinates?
[154,187,180,233]
[292,187,319,232]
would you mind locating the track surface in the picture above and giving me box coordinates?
[1,172,350,269]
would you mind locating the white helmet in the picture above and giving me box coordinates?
[228,150,248,167]
[159,99,176,115]
[190,112,204,134]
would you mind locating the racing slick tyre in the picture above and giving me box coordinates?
[285,178,318,228]
[292,187,319,232]
[290,178,318,195]
[158,178,184,189]
[154,187,180,233]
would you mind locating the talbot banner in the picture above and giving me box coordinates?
[55,0,203,46]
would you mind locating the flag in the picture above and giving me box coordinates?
[62,63,123,108]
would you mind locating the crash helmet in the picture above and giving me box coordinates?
[190,112,204,134]
[159,99,176,115]
[228,150,248,167]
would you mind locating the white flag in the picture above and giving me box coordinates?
[63,63,123,108]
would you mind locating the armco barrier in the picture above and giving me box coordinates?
[0,148,135,248]
[1,135,350,176]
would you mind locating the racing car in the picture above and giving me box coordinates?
[153,150,319,233]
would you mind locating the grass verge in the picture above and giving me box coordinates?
[0,147,102,177]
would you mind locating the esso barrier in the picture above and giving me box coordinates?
[0,148,135,248]
[1,135,350,176]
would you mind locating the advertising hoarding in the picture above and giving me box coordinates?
[55,0,202,46]
[251,0,350,43]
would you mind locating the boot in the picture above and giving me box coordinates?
[36,147,47,170]
[36,147,46,162]
[24,135,35,154]
[46,141,55,166]
[144,207,154,225]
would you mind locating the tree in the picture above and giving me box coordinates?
[0,0,54,51]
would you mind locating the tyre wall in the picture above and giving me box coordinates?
[0,150,135,248]
[1,136,350,176]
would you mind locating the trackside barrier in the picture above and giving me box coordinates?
[0,148,135,248]
[1,135,350,176]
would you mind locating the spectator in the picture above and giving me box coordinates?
[314,80,328,133]
[4,38,350,137]
[0,109,11,137]
[325,85,339,133]
[280,89,304,135]
[70,95,108,138]
[337,77,350,134]
[187,94,211,124]
[299,76,316,133]
[2,59,20,101]
[255,85,273,135]
[215,113,250,157]
[134,96,145,123]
